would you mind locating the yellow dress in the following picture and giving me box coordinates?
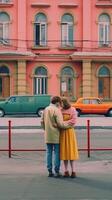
[60,113,79,160]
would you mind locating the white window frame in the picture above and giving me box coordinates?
[61,22,73,47]
[0,22,9,44]
[35,76,47,95]
[99,22,110,46]
[35,22,46,46]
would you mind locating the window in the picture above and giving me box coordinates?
[34,13,47,46]
[0,66,9,73]
[61,14,74,47]
[0,77,2,95]
[91,99,99,104]
[34,67,47,94]
[98,14,110,46]
[60,67,74,97]
[0,12,10,45]
[98,66,110,98]
[98,66,110,76]
[0,66,10,97]
[8,97,16,103]
[83,99,90,104]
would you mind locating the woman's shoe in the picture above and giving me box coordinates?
[63,171,70,177]
[71,172,76,178]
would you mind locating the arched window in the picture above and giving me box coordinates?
[61,14,74,47]
[60,67,74,97]
[0,12,10,45]
[98,14,110,46]
[0,66,10,97]
[0,66,9,73]
[34,67,47,94]
[34,13,47,46]
[98,66,110,98]
[98,66,110,76]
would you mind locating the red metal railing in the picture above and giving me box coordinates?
[0,120,112,158]
[8,120,11,158]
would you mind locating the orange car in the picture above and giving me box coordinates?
[72,97,112,117]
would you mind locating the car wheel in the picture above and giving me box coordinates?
[107,109,112,117]
[37,108,44,117]
[0,109,5,117]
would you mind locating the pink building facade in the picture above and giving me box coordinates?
[0,0,112,101]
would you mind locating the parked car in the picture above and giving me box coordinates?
[72,97,112,117]
[0,95,51,117]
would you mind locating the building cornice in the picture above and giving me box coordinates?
[0,50,36,61]
[0,50,35,56]
[70,51,112,61]
[71,51,112,56]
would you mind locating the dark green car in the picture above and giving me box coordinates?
[0,95,51,117]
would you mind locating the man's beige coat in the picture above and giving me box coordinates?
[41,104,70,143]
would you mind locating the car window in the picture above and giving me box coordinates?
[91,99,100,104]
[8,97,29,103]
[83,99,90,104]
[91,99,98,104]
[8,97,16,103]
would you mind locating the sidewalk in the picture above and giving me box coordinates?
[0,116,112,129]
[0,151,112,200]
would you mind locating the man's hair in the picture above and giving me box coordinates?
[51,96,62,105]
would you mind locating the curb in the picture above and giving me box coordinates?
[0,126,112,130]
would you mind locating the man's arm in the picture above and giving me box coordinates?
[54,109,72,129]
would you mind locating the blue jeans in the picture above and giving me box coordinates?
[46,143,60,173]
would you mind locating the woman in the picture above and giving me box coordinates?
[60,98,79,178]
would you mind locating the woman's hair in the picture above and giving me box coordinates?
[51,96,62,105]
[61,98,71,110]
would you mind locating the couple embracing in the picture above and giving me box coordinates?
[41,96,79,178]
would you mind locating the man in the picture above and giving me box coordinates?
[41,96,72,177]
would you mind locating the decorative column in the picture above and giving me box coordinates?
[17,61,27,94]
[82,60,92,97]
[17,0,27,51]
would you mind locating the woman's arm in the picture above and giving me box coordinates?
[66,107,77,126]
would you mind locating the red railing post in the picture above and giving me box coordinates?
[8,120,12,158]
[87,119,90,157]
